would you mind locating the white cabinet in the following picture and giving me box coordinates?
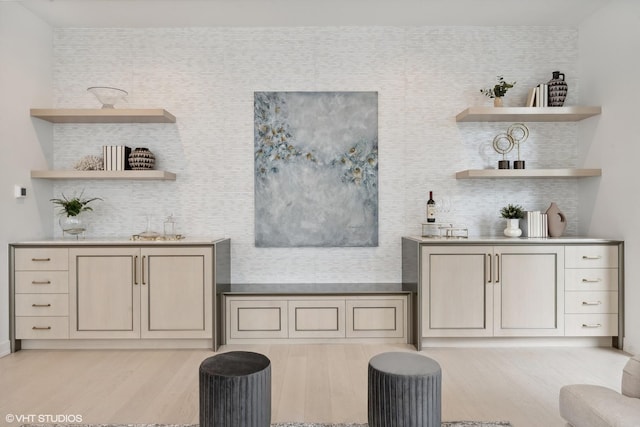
[14,248,69,340]
[494,246,564,336]
[224,294,408,344]
[421,245,564,338]
[69,246,212,340]
[564,246,619,337]
[288,299,345,339]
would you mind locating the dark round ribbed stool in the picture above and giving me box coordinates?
[368,352,442,427]
[199,351,271,427]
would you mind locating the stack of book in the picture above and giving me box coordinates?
[522,211,549,238]
[526,84,549,107]
[103,145,132,171]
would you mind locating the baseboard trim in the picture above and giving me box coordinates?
[421,336,614,348]
[19,339,213,350]
[0,340,11,358]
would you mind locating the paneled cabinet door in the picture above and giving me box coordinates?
[140,247,212,339]
[421,246,493,337]
[69,247,140,339]
[493,246,564,336]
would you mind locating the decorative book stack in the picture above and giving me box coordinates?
[521,211,548,238]
[526,84,549,107]
[102,145,132,171]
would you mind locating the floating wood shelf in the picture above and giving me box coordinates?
[31,170,177,180]
[30,108,176,123]
[455,169,602,179]
[455,106,601,122]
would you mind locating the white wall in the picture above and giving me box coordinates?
[49,26,582,285]
[578,0,640,354]
[0,2,53,356]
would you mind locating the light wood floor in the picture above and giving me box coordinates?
[0,343,630,426]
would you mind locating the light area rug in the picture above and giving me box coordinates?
[20,422,513,427]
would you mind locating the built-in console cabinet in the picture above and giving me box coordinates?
[9,239,230,352]
[402,237,624,350]
[224,294,408,344]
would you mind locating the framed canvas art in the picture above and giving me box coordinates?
[254,91,378,247]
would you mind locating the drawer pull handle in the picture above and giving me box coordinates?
[582,301,602,306]
[31,280,51,285]
[31,257,51,262]
[582,323,602,328]
[582,255,602,260]
[582,278,602,283]
[31,303,51,307]
[32,326,51,330]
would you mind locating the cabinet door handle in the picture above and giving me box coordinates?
[31,303,51,307]
[582,323,602,328]
[581,278,602,283]
[32,326,51,330]
[133,256,139,285]
[487,254,492,283]
[582,255,602,260]
[582,301,602,306]
[142,255,146,285]
[31,258,51,262]
[495,254,500,283]
[31,280,51,285]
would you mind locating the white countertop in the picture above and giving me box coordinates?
[404,235,623,244]
[11,236,228,246]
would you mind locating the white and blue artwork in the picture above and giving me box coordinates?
[254,91,378,247]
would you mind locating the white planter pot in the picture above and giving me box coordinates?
[503,218,522,237]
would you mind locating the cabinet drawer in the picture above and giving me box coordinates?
[346,298,405,338]
[288,299,345,338]
[565,246,618,269]
[15,316,69,339]
[15,271,69,294]
[15,294,69,316]
[15,248,68,271]
[565,269,618,291]
[565,314,618,336]
[228,299,288,339]
[565,291,618,314]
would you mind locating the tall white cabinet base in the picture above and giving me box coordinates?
[9,239,230,352]
[402,237,624,350]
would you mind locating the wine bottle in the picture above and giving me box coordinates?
[427,191,436,223]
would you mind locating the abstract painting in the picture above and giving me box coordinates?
[254,91,378,247]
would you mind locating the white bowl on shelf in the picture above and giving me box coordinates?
[87,86,128,109]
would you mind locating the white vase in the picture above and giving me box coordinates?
[503,218,522,237]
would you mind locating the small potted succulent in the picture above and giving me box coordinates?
[481,75,516,107]
[51,191,102,237]
[500,203,524,237]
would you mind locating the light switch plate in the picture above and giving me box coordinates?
[14,185,27,198]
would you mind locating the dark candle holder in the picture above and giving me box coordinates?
[498,160,511,169]
[513,160,525,169]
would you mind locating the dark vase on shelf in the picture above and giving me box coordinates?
[548,71,568,107]
[128,147,155,170]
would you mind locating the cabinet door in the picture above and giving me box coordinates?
[288,299,346,338]
[493,245,564,336]
[69,247,140,339]
[421,246,493,337]
[140,247,212,339]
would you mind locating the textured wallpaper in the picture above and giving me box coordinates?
[51,26,580,283]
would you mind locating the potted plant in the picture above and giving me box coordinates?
[481,75,516,107]
[500,203,524,237]
[51,191,102,237]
